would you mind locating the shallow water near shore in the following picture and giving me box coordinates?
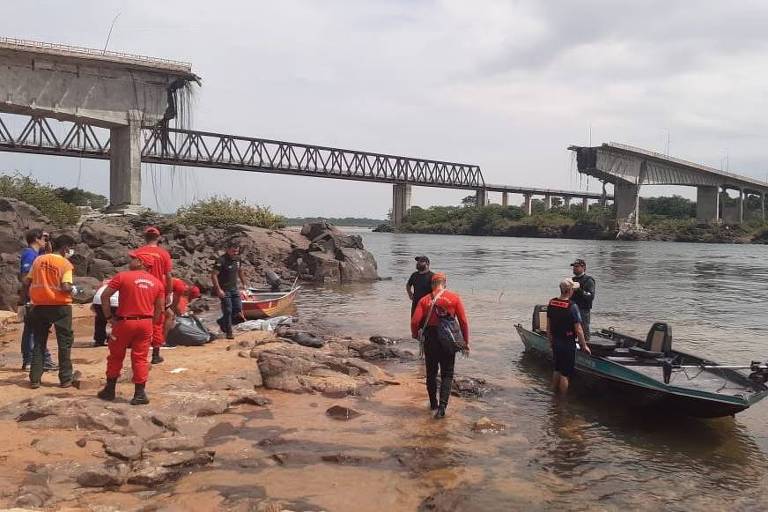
[296,232,768,510]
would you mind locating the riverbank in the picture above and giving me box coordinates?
[0,305,497,511]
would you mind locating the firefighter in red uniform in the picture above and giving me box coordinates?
[132,226,173,365]
[97,251,164,405]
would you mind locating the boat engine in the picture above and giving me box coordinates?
[749,361,768,384]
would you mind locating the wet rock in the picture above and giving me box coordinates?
[472,417,505,433]
[103,435,144,460]
[76,461,130,487]
[145,435,205,452]
[325,405,362,421]
[451,376,496,399]
[228,391,272,407]
[284,330,325,348]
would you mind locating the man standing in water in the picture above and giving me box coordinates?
[411,272,470,419]
[547,278,590,394]
[570,258,596,339]
[406,256,434,315]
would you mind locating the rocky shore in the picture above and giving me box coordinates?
[0,305,495,511]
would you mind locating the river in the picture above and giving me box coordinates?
[297,232,768,510]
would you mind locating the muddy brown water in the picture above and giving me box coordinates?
[289,232,768,511]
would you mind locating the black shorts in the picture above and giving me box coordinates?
[552,339,577,377]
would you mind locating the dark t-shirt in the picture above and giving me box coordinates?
[214,254,241,291]
[572,274,596,310]
[407,271,434,306]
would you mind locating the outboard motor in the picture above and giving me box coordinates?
[265,270,282,292]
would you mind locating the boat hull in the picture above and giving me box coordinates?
[241,288,299,320]
[515,324,766,418]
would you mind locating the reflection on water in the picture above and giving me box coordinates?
[296,233,768,509]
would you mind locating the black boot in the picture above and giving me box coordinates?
[434,404,446,419]
[151,347,164,364]
[429,397,439,411]
[130,383,149,405]
[97,378,117,401]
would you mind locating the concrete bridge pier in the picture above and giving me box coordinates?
[581,197,589,210]
[523,194,532,215]
[501,192,508,207]
[615,182,640,227]
[544,195,552,210]
[696,185,720,223]
[109,111,143,207]
[475,188,488,207]
[738,188,744,223]
[564,197,571,209]
[392,183,412,227]
[762,193,766,221]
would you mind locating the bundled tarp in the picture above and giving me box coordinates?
[166,316,214,347]
[234,315,293,333]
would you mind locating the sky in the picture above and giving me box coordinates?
[2,0,768,217]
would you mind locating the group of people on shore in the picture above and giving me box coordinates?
[16,227,247,405]
[406,255,596,418]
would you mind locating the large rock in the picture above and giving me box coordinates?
[79,220,132,248]
[73,276,101,304]
[76,461,130,487]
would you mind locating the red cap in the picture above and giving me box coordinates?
[129,250,155,269]
[189,286,201,299]
[431,272,446,282]
[144,226,161,236]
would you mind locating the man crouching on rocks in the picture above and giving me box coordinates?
[97,251,165,405]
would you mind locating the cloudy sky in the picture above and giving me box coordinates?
[2,0,768,217]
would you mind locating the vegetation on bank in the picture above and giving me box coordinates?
[176,196,285,229]
[380,195,768,243]
[284,216,385,227]
[0,174,100,226]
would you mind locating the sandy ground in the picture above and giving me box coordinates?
[0,306,489,512]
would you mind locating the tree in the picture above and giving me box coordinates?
[461,195,476,207]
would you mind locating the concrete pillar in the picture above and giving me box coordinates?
[615,181,640,227]
[109,112,142,207]
[392,183,412,227]
[696,186,720,224]
[564,197,571,209]
[501,192,508,207]
[762,193,765,222]
[582,197,589,210]
[475,188,488,207]
[544,195,552,210]
[523,194,532,215]
[738,188,744,223]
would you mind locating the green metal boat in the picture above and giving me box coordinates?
[515,305,768,418]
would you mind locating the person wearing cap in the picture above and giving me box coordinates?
[406,256,434,316]
[570,258,596,339]
[547,278,591,394]
[411,272,470,419]
[24,234,78,388]
[97,251,165,405]
[164,278,201,334]
[18,228,56,371]
[132,226,173,364]
[212,240,247,339]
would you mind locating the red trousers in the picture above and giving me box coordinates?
[107,318,152,384]
[151,312,165,348]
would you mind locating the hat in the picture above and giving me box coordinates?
[431,272,446,282]
[189,286,201,299]
[144,226,161,237]
[415,255,430,263]
[129,250,155,269]
[570,258,586,267]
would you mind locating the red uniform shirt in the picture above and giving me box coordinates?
[411,289,470,343]
[132,245,173,284]
[108,270,164,317]
[171,277,189,314]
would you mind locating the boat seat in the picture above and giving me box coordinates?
[532,305,548,334]
[587,337,619,356]
[629,322,672,359]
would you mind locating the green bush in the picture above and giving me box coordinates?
[0,174,81,226]
[53,187,108,209]
[177,197,285,229]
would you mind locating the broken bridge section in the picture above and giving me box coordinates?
[0,37,199,208]
[569,142,768,226]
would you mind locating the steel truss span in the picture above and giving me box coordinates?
[0,114,485,189]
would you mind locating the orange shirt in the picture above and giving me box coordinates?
[411,289,470,343]
[28,253,74,306]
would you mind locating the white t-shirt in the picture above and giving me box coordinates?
[92,284,119,308]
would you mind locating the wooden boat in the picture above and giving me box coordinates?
[515,305,768,418]
[240,286,300,320]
